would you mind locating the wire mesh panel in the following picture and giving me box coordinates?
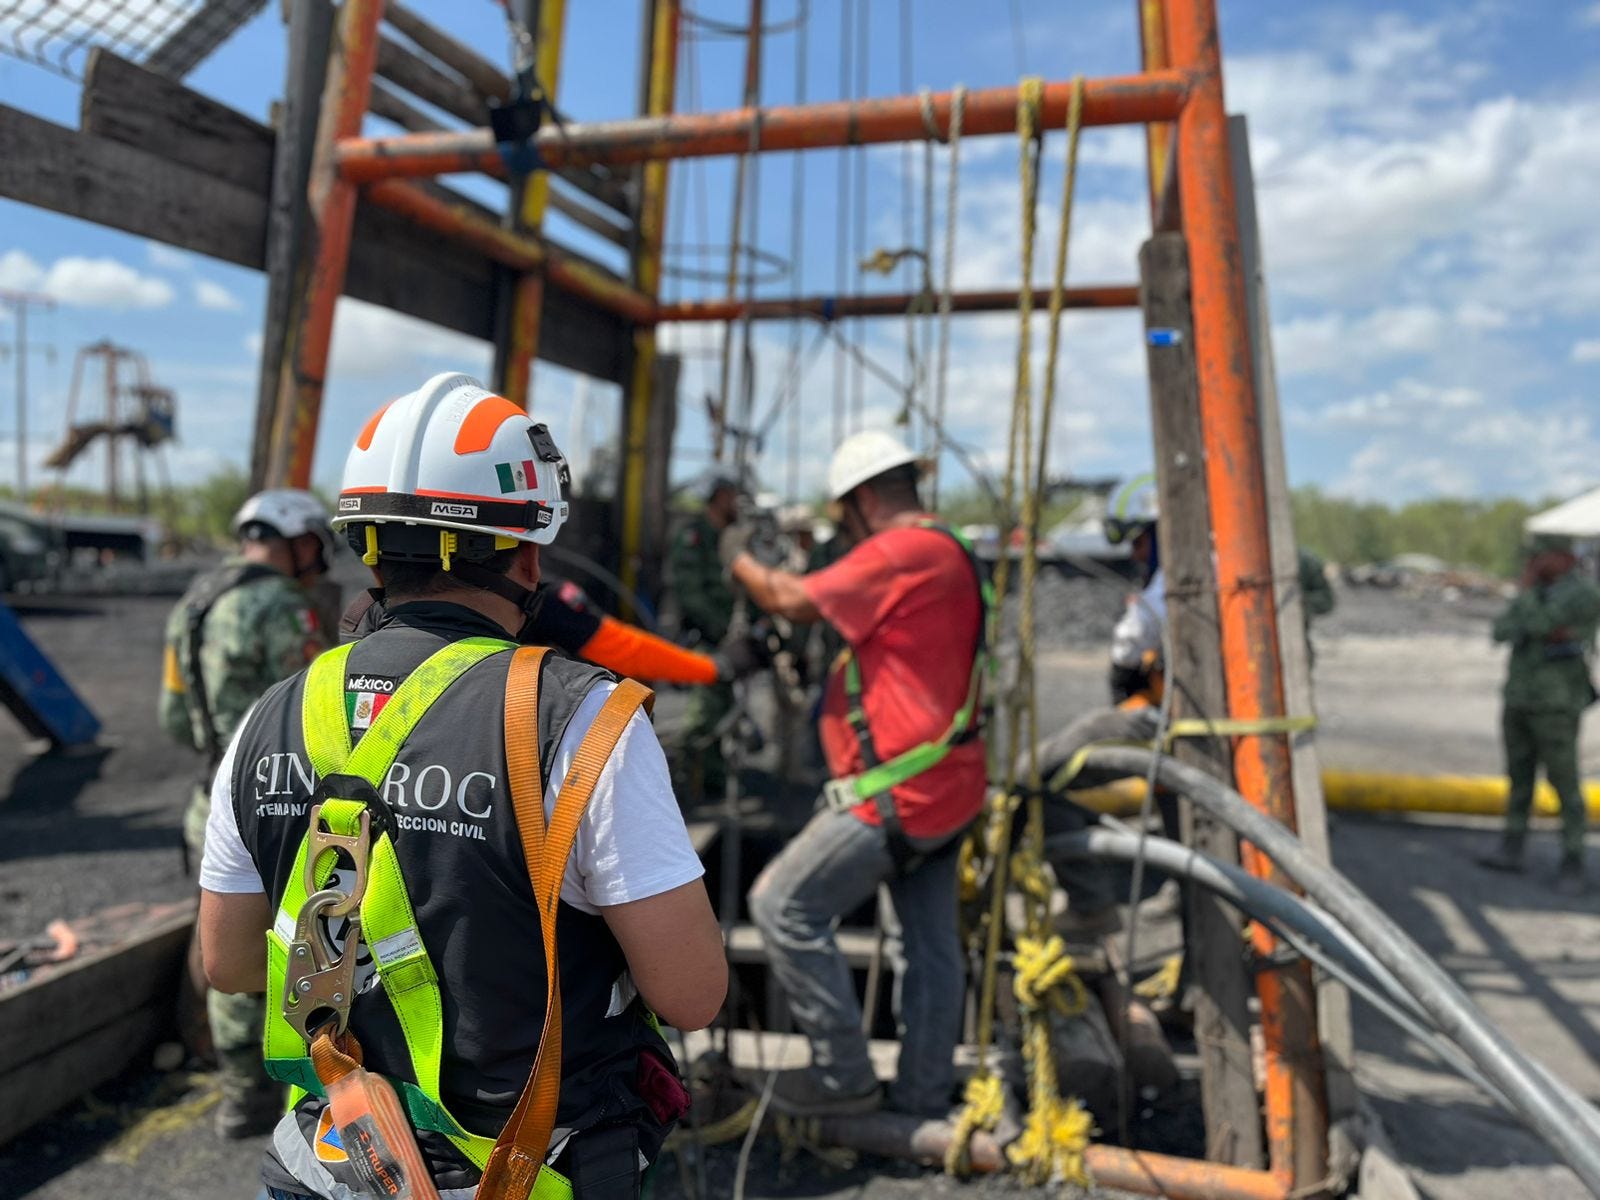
[0,0,265,80]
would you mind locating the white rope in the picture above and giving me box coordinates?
[930,84,965,510]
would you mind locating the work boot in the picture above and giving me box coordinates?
[215,1078,283,1140]
[1552,857,1589,899]
[1476,840,1525,873]
[761,1068,882,1117]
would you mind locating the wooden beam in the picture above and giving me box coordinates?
[375,33,486,127]
[252,0,333,488]
[81,47,272,193]
[1229,113,1353,1123]
[384,1,511,102]
[1140,231,1266,1169]
[0,103,627,381]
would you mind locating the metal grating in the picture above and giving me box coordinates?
[0,0,265,80]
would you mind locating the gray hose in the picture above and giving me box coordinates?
[1080,746,1600,1196]
[1047,827,1515,1111]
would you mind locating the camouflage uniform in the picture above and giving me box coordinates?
[160,557,327,1126]
[1490,566,1600,866]
[667,512,735,799]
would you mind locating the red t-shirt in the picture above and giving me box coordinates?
[802,522,987,839]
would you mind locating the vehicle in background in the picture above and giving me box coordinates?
[0,501,64,594]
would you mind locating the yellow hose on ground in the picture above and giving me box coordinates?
[1068,771,1600,820]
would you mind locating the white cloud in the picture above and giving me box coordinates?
[1582,3,1600,28]
[328,298,491,378]
[1572,339,1600,364]
[146,242,194,271]
[0,250,175,309]
[0,250,43,291]
[194,279,242,311]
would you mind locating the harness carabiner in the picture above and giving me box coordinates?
[282,888,363,1041]
[303,803,373,918]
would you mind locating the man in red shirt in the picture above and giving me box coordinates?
[724,431,987,1117]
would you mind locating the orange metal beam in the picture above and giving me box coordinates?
[362,178,657,325]
[1167,0,1329,1189]
[654,284,1140,323]
[271,0,386,488]
[335,71,1191,181]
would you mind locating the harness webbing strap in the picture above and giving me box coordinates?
[478,661,655,1200]
[839,521,992,812]
[264,636,514,1166]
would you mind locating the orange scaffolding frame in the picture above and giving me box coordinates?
[265,2,1327,1196]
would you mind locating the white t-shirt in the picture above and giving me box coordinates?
[199,681,705,916]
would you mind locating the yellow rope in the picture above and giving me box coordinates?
[661,1098,760,1151]
[943,1070,1006,1175]
[1134,953,1185,1003]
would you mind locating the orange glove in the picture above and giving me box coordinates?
[579,615,720,686]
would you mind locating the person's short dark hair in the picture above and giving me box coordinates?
[863,463,922,508]
[382,546,518,602]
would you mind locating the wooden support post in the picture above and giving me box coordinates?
[1168,0,1328,1185]
[617,0,679,609]
[1140,232,1265,1170]
[267,0,385,488]
[251,0,333,490]
[494,0,567,408]
[1228,113,1355,1124]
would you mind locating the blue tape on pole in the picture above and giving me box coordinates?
[821,297,837,323]
[1147,328,1183,348]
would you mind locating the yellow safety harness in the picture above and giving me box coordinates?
[262,638,652,1200]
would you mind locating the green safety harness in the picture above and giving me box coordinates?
[824,520,995,871]
[261,636,649,1200]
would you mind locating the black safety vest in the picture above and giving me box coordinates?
[230,602,674,1188]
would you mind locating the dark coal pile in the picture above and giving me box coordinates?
[1317,583,1497,641]
[998,570,1127,650]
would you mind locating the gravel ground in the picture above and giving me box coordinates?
[4,576,1598,1200]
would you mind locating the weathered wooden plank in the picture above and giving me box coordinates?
[1140,232,1266,1169]
[0,904,191,1076]
[1230,113,1352,1123]
[384,1,511,102]
[0,1005,166,1146]
[369,77,448,132]
[0,106,627,382]
[376,33,486,127]
[81,47,272,193]
[0,103,266,266]
[252,0,333,488]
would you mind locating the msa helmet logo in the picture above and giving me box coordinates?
[430,501,477,519]
[338,497,362,512]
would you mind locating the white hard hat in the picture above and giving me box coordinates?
[826,430,924,502]
[233,489,335,558]
[333,373,570,559]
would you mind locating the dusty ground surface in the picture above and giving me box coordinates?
[2,575,1597,1200]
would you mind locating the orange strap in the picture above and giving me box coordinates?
[478,650,655,1200]
[581,615,719,686]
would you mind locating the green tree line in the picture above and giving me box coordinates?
[1291,487,1546,577]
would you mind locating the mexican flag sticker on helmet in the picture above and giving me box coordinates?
[495,459,538,493]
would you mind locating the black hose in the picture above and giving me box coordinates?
[1079,746,1600,1196]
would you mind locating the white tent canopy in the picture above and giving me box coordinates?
[1526,486,1600,537]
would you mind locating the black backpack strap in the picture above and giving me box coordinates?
[181,562,280,767]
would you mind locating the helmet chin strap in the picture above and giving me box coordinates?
[448,559,548,640]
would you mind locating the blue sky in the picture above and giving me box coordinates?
[1,0,1598,505]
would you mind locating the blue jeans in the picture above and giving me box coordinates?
[748,806,964,1116]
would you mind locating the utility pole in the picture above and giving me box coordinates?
[0,289,54,504]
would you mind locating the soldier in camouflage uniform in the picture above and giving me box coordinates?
[160,489,335,1136]
[667,473,740,801]
[1480,533,1600,895]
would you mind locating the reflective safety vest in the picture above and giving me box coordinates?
[259,636,660,1199]
[827,520,994,867]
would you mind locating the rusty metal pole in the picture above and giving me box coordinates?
[1167,0,1329,1190]
[269,0,386,488]
[335,73,1189,180]
[654,284,1140,322]
[497,0,566,408]
[1136,0,1172,225]
[617,0,679,605]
